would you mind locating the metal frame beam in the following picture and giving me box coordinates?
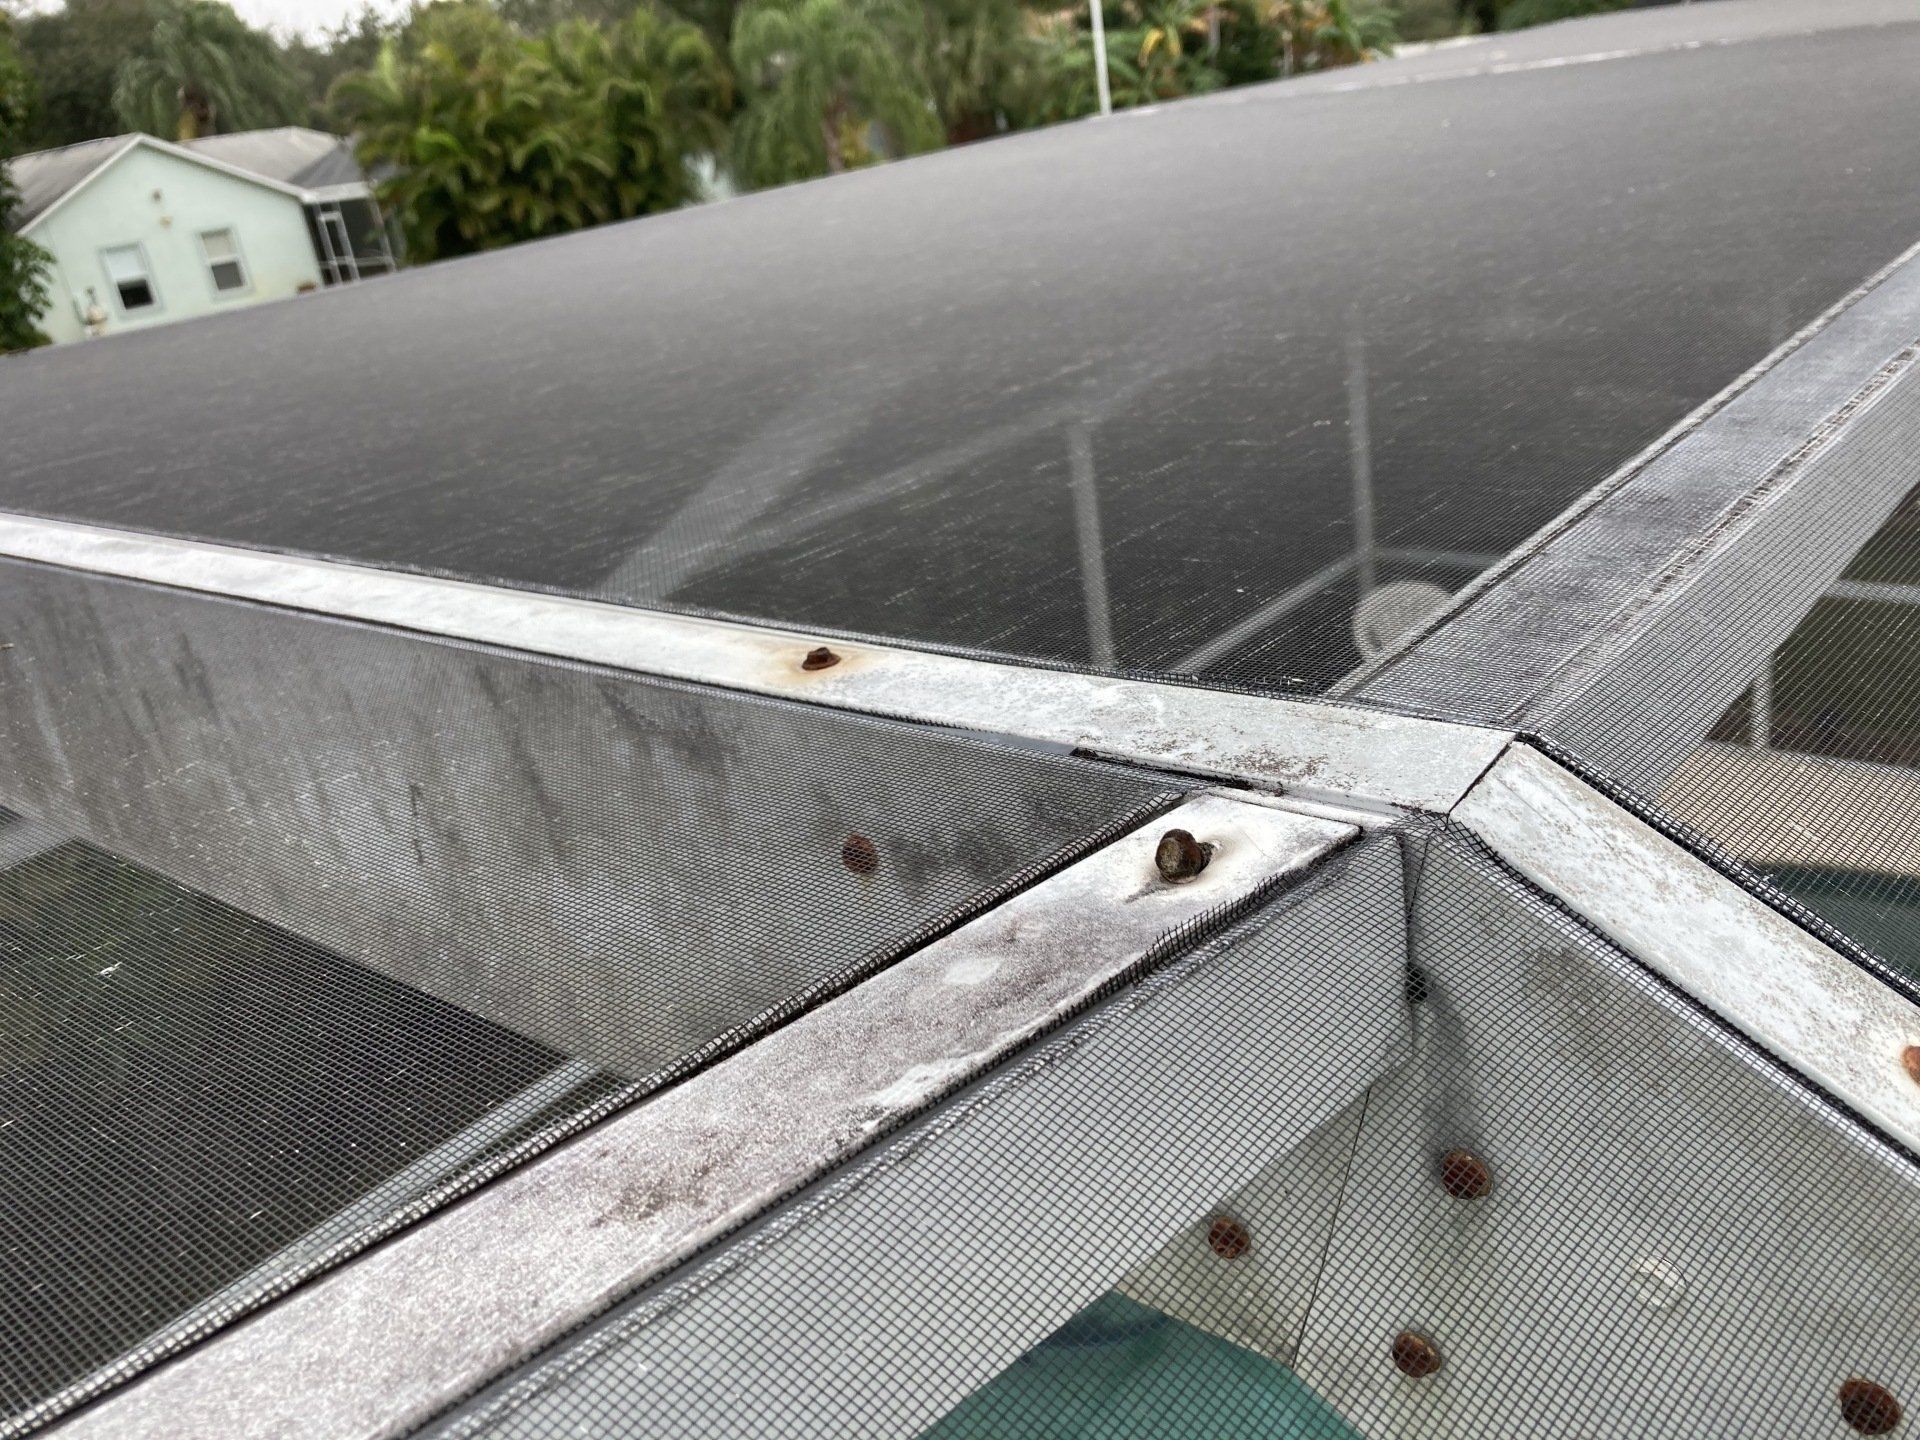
[1348,233,1920,726]
[0,513,1510,814]
[47,795,1364,1440]
[1455,743,1920,1156]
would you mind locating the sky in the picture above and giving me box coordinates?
[12,0,411,42]
[227,0,408,40]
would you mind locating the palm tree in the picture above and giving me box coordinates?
[1267,0,1392,74]
[730,0,939,185]
[335,5,729,261]
[1135,0,1220,98]
[1006,14,1139,124]
[917,0,1028,145]
[111,0,302,141]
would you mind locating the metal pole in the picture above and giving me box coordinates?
[1346,329,1376,599]
[1067,424,1117,669]
[1089,0,1113,116]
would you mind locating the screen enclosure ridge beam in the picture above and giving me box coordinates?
[0,511,1510,815]
[1456,743,1920,1159]
[45,794,1363,1440]
[1348,230,1920,723]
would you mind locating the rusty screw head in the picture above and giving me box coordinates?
[1902,1046,1920,1087]
[841,834,879,875]
[800,646,840,672]
[1155,829,1214,883]
[1438,1148,1492,1201]
[1840,1379,1903,1435]
[1205,1215,1251,1260]
[1390,1331,1443,1379]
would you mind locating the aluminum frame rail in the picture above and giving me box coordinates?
[1349,232,1920,769]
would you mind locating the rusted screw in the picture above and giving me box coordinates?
[1206,1215,1251,1260]
[841,834,879,876]
[1901,1046,1920,1087]
[1390,1331,1442,1379]
[1155,829,1213,883]
[800,646,840,672]
[1438,1149,1492,1200]
[1839,1379,1903,1435]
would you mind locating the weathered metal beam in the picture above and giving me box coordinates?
[48,794,1374,1440]
[0,557,1178,1080]
[1455,744,1920,1155]
[0,512,1511,813]
[1350,232,1920,736]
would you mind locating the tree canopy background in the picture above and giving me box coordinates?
[0,8,53,352]
[0,0,1652,337]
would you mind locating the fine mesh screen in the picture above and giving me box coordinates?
[1538,365,1920,986]
[0,8,1917,693]
[1650,484,1920,976]
[0,562,1180,1432]
[425,833,1406,1440]
[0,831,615,1429]
[423,825,1920,1439]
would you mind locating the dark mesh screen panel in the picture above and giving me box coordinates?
[423,827,1920,1440]
[0,563,1180,1433]
[0,835,604,1427]
[0,9,1917,692]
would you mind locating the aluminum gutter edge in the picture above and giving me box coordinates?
[1454,743,1920,1157]
[0,511,1511,813]
[45,793,1355,1440]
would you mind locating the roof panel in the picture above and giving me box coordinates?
[4,136,134,228]
[181,127,367,190]
[1,11,1918,695]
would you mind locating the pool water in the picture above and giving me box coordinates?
[921,1292,1360,1439]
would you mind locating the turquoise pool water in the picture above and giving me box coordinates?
[922,1292,1360,1439]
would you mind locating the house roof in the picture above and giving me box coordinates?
[6,135,139,228]
[4,129,369,233]
[182,127,370,193]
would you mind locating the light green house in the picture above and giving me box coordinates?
[7,129,398,345]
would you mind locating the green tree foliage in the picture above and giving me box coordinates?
[1001,18,1102,125]
[916,0,1028,143]
[336,3,730,261]
[112,0,303,140]
[1,10,54,353]
[497,0,648,34]
[283,5,399,130]
[14,0,151,150]
[729,0,939,184]
[1011,0,1386,124]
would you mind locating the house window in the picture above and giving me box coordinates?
[100,244,158,314]
[200,228,250,295]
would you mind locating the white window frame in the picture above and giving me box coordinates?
[197,227,252,299]
[98,242,161,317]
